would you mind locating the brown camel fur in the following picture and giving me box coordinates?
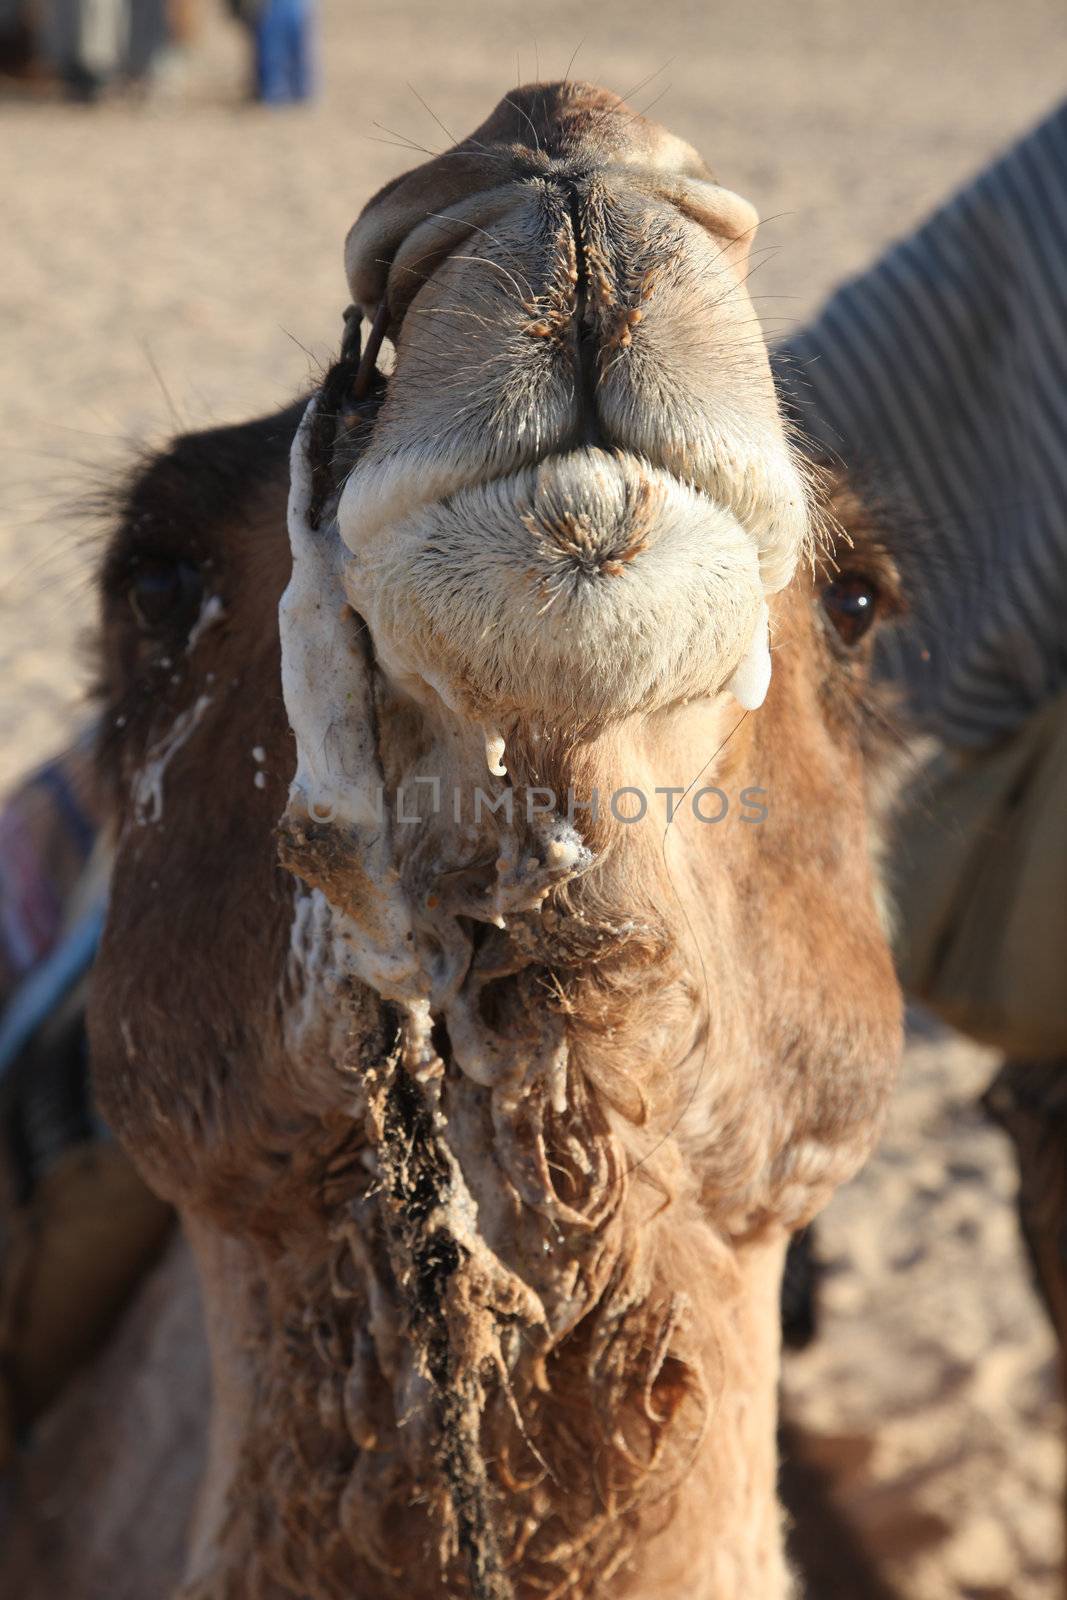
[6,83,904,1600]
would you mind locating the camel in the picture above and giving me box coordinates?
[3,81,905,1599]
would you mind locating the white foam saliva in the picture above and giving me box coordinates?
[186,593,226,652]
[278,400,600,1109]
[484,726,507,778]
[724,596,772,711]
[279,400,423,1004]
[280,401,383,834]
[132,694,212,825]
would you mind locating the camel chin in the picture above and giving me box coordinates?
[336,444,769,729]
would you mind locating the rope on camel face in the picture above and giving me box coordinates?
[352,302,390,401]
[306,302,390,530]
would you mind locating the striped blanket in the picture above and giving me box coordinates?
[777,98,1067,748]
[0,741,101,1083]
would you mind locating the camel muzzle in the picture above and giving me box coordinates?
[284,78,810,781]
[327,84,808,731]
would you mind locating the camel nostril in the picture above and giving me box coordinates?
[572,323,609,448]
[562,185,611,448]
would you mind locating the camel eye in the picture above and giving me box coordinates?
[127,559,203,635]
[822,574,880,647]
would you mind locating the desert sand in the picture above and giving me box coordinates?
[2,2,1065,1594]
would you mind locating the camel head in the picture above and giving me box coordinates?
[88,83,904,1600]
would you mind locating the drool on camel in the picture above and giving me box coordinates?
[14,81,905,1600]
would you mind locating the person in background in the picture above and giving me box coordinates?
[232,0,317,105]
[39,0,182,99]
[44,0,126,100]
[126,0,169,85]
[0,0,37,80]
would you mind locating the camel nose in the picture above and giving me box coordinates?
[343,80,759,336]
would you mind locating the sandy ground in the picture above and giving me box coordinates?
[2,1,1066,1594]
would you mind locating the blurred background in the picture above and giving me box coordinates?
[1,2,1065,1594]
